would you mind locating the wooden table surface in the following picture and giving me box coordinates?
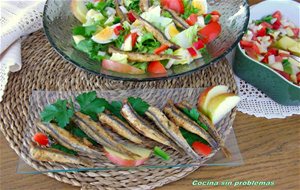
[1,0,300,189]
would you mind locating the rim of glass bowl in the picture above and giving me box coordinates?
[43,0,250,82]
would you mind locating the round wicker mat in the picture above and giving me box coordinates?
[0,30,237,190]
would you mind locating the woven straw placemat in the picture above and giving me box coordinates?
[0,30,237,190]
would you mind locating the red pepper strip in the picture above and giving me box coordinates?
[154,44,169,54]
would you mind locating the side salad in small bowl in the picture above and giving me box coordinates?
[233,0,300,106]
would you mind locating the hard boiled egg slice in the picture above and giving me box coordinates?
[192,0,208,15]
[92,26,118,44]
[165,23,179,40]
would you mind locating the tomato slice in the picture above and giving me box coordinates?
[257,27,266,37]
[192,142,212,156]
[240,40,253,48]
[252,43,260,54]
[272,10,282,20]
[102,60,145,74]
[131,32,138,47]
[148,61,167,74]
[193,39,205,50]
[211,10,221,17]
[244,47,258,60]
[187,47,198,57]
[274,69,291,81]
[154,45,169,54]
[272,20,281,30]
[186,13,198,26]
[127,12,136,22]
[292,28,299,37]
[275,55,283,63]
[198,22,222,44]
[161,0,184,14]
[33,133,49,146]
[113,25,123,35]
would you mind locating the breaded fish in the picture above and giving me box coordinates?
[163,8,189,29]
[73,112,140,159]
[108,46,178,62]
[131,11,180,49]
[163,100,218,150]
[145,106,201,160]
[30,146,93,167]
[114,0,129,22]
[121,103,178,150]
[36,121,102,156]
[98,112,144,144]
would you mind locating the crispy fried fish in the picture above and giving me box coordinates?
[139,0,150,12]
[145,106,201,160]
[30,146,93,167]
[98,112,144,144]
[73,112,140,159]
[176,100,232,158]
[36,121,102,156]
[121,103,178,150]
[108,46,178,62]
[163,100,218,150]
[131,11,179,49]
[163,8,189,29]
[114,0,129,22]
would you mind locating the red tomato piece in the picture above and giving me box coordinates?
[198,22,222,44]
[261,22,273,29]
[33,133,49,146]
[113,25,123,35]
[102,59,144,74]
[252,43,260,54]
[192,142,212,156]
[275,55,283,63]
[211,15,220,22]
[147,61,167,74]
[186,13,198,26]
[268,48,278,56]
[154,44,169,54]
[244,47,258,60]
[211,10,221,17]
[274,69,291,81]
[193,39,205,50]
[161,0,184,14]
[240,40,253,48]
[131,32,138,47]
[292,28,299,37]
[127,12,136,22]
[272,20,281,30]
[257,27,266,37]
[187,47,198,57]
[297,72,300,83]
[272,11,282,20]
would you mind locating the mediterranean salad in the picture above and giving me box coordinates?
[30,86,239,167]
[240,11,300,85]
[70,0,222,75]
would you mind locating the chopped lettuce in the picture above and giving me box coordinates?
[141,6,173,31]
[173,48,193,65]
[124,0,141,14]
[110,53,128,64]
[135,33,160,53]
[171,25,199,48]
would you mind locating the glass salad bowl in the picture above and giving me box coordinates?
[43,0,249,81]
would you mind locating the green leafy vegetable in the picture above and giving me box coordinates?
[180,128,209,146]
[182,0,199,19]
[255,15,273,25]
[127,97,150,116]
[76,91,108,120]
[282,59,293,74]
[87,0,114,14]
[107,101,126,121]
[124,0,141,14]
[40,99,74,128]
[51,144,77,155]
[266,28,274,34]
[154,146,170,160]
[162,11,172,18]
[72,25,97,37]
[68,127,97,145]
[130,62,148,71]
[136,33,161,53]
[204,14,212,25]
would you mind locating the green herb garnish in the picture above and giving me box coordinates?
[127,97,150,116]
[282,59,293,75]
[51,144,77,155]
[204,14,212,25]
[180,128,209,146]
[154,146,170,160]
[182,108,208,130]
[182,0,199,19]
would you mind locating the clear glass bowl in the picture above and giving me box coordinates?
[43,0,249,81]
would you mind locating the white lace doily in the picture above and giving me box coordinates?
[235,76,300,119]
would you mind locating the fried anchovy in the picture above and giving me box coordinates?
[36,121,102,156]
[121,103,178,150]
[163,100,218,150]
[139,0,150,12]
[131,11,179,50]
[145,106,201,160]
[108,46,178,62]
[98,112,144,144]
[176,100,232,158]
[73,112,140,159]
[114,0,129,22]
[163,8,189,29]
[30,146,93,167]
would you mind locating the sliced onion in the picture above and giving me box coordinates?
[165,59,176,69]
[105,7,116,16]
[268,55,276,64]
[119,6,128,14]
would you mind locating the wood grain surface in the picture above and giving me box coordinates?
[1,0,300,189]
